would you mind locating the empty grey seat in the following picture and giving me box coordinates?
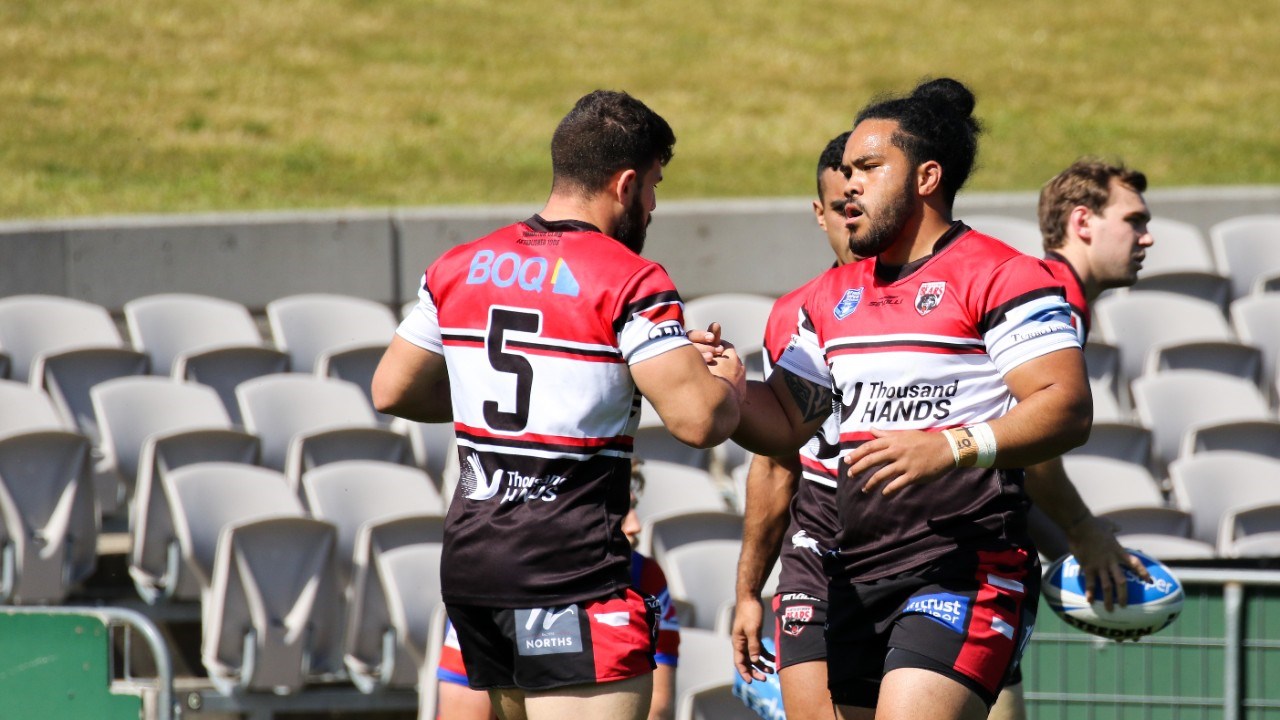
[202,515,344,695]
[91,377,261,603]
[236,374,413,490]
[0,430,98,604]
[673,628,760,720]
[1210,215,1280,300]
[1095,291,1258,386]
[633,461,729,522]
[1182,419,1280,461]
[1067,421,1154,469]
[1129,218,1230,308]
[301,460,445,585]
[639,510,743,567]
[1218,503,1280,558]
[0,295,149,516]
[1116,533,1216,561]
[1132,370,1273,473]
[125,293,289,424]
[665,539,776,631]
[1231,294,1280,400]
[267,293,397,372]
[393,417,455,491]
[1168,452,1280,547]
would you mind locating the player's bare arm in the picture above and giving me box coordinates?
[852,346,1092,496]
[371,334,454,422]
[733,452,802,682]
[1023,456,1150,611]
[732,369,832,458]
[632,342,745,449]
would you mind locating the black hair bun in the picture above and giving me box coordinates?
[912,77,976,117]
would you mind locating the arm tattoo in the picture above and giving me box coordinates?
[782,370,833,423]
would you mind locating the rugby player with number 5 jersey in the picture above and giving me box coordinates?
[373,90,745,720]
[723,78,1093,720]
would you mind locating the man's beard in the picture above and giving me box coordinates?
[614,192,649,254]
[847,174,915,259]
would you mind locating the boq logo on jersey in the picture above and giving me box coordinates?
[915,281,946,316]
[782,605,813,636]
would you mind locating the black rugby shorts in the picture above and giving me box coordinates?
[771,591,829,670]
[825,546,1039,709]
[446,588,659,691]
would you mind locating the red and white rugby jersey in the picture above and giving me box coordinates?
[763,276,842,597]
[776,222,1080,583]
[397,215,690,607]
[1043,252,1090,344]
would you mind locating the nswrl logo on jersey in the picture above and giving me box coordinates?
[834,288,863,320]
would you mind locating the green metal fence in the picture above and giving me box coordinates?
[1024,568,1280,720]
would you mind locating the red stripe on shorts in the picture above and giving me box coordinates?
[952,547,1030,695]
[588,589,654,683]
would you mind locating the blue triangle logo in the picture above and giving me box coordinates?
[552,259,580,296]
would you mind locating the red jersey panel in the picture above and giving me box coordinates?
[776,223,1080,583]
[398,216,691,606]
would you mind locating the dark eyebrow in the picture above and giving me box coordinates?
[850,153,884,168]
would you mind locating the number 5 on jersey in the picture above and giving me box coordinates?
[484,306,543,432]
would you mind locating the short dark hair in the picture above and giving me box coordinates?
[816,131,851,199]
[854,78,982,206]
[1039,158,1148,250]
[550,90,676,195]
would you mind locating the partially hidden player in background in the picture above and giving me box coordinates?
[732,130,857,720]
[989,158,1156,720]
[372,89,744,720]
[723,78,1093,720]
[435,458,681,720]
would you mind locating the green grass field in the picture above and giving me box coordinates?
[2,0,1277,219]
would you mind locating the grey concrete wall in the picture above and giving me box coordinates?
[0,210,395,311]
[2,187,1278,312]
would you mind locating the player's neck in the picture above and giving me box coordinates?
[1055,241,1103,302]
[882,210,954,266]
[539,192,617,237]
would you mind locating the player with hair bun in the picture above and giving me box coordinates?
[720,78,1093,720]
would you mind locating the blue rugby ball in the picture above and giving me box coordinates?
[1043,549,1183,641]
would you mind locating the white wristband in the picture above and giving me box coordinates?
[968,422,997,468]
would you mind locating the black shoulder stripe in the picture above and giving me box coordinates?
[977,286,1066,335]
[613,290,684,335]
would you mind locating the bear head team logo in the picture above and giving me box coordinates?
[915,281,946,316]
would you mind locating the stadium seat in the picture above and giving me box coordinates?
[1084,341,1129,414]
[1181,419,1280,461]
[1132,371,1273,473]
[673,628,758,720]
[266,293,398,411]
[1231,294,1280,400]
[633,461,729,522]
[639,510,743,566]
[0,379,70,434]
[161,463,303,593]
[1128,218,1230,308]
[236,374,413,490]
[91,377,262,602]
[1210,214,1280,300]
[1167,452,1280,547]
[0,430,98,604]
[344,542,445,693]
[392,418,454,491]
[964,215,1043,257]
[1066,421,1154,469]
[124,293,289,425]
[300,460,445,585]
[683,293,775,381]
[1116,533,1216,561]
[0,350,9,380]
[664,539,777,631]
[202,516,345,695]
[1217,503,1280,558]
[1094,292,1255,386]
[1061,456,1166,516]
[0,295,150,516]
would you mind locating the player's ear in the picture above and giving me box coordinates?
[611,168,638,206]
[813,199,827,230]
[916,160,943,197]
[1069,206,1093,242]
